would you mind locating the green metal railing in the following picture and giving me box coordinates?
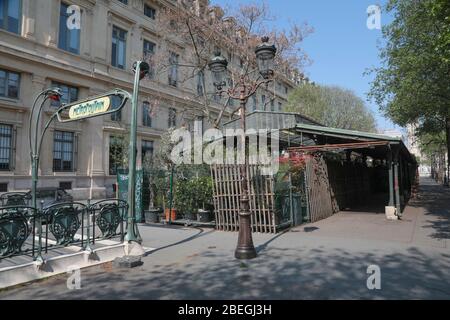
[0,200,128,261]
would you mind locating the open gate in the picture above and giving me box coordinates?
[304,155,337,223]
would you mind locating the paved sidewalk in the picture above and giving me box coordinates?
[1,177,449,300]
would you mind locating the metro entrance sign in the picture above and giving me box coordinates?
[56,89,131,123]
[69,96,110,120]
[28,61,150,263]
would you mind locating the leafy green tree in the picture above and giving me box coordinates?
[418,131,447,182]
[419,132,446,161]
[368,0,450,182]
[286,83,377,132]
[142,155,167,209]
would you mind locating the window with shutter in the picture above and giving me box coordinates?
[168,108,176,128]
[197,71,204,96]
[168,52,179,87]
[143,101,152,127]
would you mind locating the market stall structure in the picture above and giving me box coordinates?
[211,111,417,233]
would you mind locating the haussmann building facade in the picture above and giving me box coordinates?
[0,0,298,199]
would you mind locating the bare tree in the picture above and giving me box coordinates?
[141,0,312,128]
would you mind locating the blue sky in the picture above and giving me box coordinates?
[210,0,401,132]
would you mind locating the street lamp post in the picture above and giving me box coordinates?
[28,88,62,262]
[125,61,150,243]
[208,37,277,260]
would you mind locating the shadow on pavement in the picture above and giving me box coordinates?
[2,178,450,300]
[3,242,449,300]
[143,227,216,257]
[410,178,450,240]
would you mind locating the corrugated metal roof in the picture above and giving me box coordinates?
[221,111,415,163]
[223,111,323,130]
[294,123,403,142]
[293,123,416,163]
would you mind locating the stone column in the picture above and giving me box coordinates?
[81,8,93,58]
[22,0,37,40]
[84,87,107,199]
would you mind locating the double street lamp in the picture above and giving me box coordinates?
[208,36,277,260]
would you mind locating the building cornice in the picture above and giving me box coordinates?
[0,99,27,112]
[107,9,137,28]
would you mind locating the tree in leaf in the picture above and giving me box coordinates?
[368,0,450,183]
[286,83,377,132]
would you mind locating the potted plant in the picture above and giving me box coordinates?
[194,176,214,223]
[197,208,211,222]
[148,128,178,223]
[172,165,214,223]
[142,153,166,224]
[164,207,177,222]
[161,163,178,222]
[144,173,165,223]
[174,178,196,221]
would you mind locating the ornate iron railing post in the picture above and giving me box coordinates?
[85,199,93,252]
[34,200,44,263]
[167,165,174,225]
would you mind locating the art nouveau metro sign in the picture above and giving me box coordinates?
[56,89,131,123]
[68,96,111,120]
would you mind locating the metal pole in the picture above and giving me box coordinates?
[29,96,41,256]
[85,199,93,252]
[288,133,294,226]
[29,93,53,263]
[168,165,174,224]
[387,149,394,207]
[393,149,401,217]
[235,83,257,260]
[125,61,143,243]
[33,112,61,262]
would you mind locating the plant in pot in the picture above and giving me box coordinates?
[173,163,201,221]
[174,178,196,221]
[143,129,179,224]
[150,128,179,223]
[172,164,214,223]
[145,169,167,223]
[193,176,214,223]
[161,163,180,222]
